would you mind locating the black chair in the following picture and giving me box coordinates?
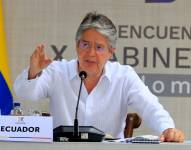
[124,113,142,138]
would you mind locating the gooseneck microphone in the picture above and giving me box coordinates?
[74,71,87,138]
[53,71,105,142]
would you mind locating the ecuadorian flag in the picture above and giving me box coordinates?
[0,0,13,115]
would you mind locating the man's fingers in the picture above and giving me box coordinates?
[31,44,43,60]
[176,130,184,142]
[37,44,51,61]
[32,44,48,61]
[161,128,184,143]
[39,44,45,54]
[166,129,175,141]
[164,129,175,142]
[160,134,165,142]
[31,44,53,69]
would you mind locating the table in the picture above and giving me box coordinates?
[1,141,191,150]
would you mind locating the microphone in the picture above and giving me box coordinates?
[79,71,87,79]
[74,71,87,138]
[53,71,105,142]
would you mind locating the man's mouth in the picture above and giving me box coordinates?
[85,59,97,64]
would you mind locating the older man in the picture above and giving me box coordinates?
[14,12,184,142]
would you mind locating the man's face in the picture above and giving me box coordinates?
[76,28,115,76]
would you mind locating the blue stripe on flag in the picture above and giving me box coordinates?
[0,72,13,115]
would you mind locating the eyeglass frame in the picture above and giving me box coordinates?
[77,39,112,53]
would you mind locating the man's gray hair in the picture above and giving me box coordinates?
[75,12,117,48]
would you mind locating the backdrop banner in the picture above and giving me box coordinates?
[3,0,191,138]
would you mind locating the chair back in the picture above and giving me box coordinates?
[124,113,142,138]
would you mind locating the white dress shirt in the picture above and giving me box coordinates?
[14,59,175,138]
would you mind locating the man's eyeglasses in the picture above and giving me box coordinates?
[78,40,108,52]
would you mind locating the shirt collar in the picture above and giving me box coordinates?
[68,59,112,82]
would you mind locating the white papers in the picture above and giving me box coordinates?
[128,135,160,144]
[104,135,161,144]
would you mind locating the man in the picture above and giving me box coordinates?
[14,12,184,142]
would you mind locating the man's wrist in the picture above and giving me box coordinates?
[28,70,42,80]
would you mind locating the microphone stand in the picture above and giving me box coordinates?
[74,72,86,138]
[53,71,105,142]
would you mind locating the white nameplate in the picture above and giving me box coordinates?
[0,116,53,142]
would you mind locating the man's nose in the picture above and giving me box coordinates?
[88,45,96,56]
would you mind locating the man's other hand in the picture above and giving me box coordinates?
[160,128,184,142]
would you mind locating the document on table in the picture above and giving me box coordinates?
[104,135,161,144]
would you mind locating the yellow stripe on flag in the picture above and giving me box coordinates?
[0,0,12,89]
